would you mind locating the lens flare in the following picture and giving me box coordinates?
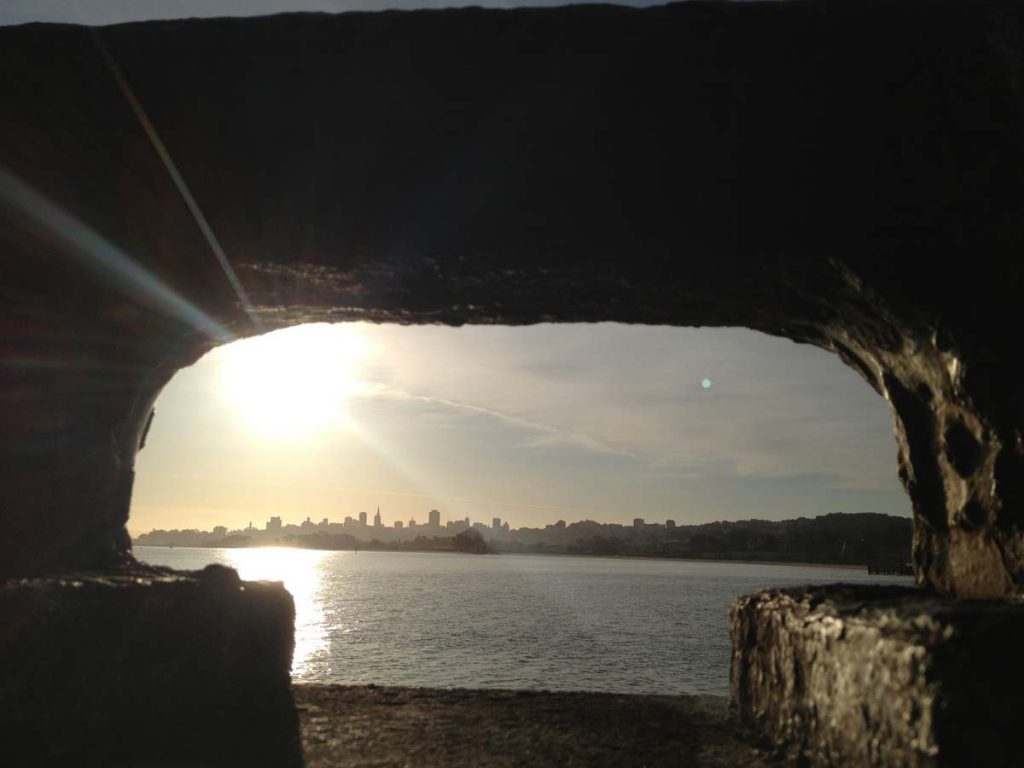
[0,164,230,342]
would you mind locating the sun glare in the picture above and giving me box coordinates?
[218,324,370,438]
[224,547,330,676]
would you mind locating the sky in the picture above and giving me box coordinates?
[129,323,908,534]
[1,1,907,534]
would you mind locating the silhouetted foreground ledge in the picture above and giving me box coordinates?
[0,567,769,767]
[0,568,300,767]
[732,585,1024,766]
[294,685,768,768]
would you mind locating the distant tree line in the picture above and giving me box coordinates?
[494,513,911,566]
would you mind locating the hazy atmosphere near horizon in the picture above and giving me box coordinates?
[130,323,908,535]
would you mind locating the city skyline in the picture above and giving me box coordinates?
[137,506,691,537]
[128,323,910,536]
[138,507,508,538]
[132,507,912,570]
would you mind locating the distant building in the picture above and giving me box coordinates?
[464,517,471,528]
[320,518,329,528]
[394,520,404,529]
[492,517,501,531]
[301,516,314,530]
[429,508,441,527]
[267,516,282,532]
[374,507,383,528]
[502,521,510,532]
[409,518,417,529]
[666,520,676,530]
[473,522,489,533]
[344,515,355,526]
[358,511,367,527]
[633,518,644,530]
[212,526,227,538]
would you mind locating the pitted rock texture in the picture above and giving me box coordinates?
[0,567,300,767]
[2,1,1024,595]
[730,584,1024,767]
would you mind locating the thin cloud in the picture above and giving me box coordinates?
[132,323,909,530]
[361,383,650,464]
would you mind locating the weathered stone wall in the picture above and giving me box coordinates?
[731,585,1024,766]
[2,1,1023,595]
[0,566,300,765]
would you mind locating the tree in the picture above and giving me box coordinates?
[453,528,490,554]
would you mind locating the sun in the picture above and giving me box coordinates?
[217,323,370,439]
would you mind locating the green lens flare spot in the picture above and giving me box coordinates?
[701,378,712,390]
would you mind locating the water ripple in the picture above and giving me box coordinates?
[138,547,912,696]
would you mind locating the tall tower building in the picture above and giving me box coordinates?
[358,511,367,527]
[374,507,382,528]
[428,508,441,528]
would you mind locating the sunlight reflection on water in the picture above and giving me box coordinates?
[223,547,331,676]
[138,547,914,695]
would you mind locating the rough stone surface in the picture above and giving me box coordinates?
[2,0,1024,595]
[0,567,300,767]
[295,684,769,768]
[731,584,1024,766]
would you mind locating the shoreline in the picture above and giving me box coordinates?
[132,543,878,572]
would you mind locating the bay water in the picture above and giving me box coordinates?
[137,546,912,696]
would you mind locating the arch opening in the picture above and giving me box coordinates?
[129,322,913,694]
[1,0,1021,604]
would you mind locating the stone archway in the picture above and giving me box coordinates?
[2,1,1022,601]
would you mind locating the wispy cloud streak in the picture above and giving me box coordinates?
[363,384,651,464]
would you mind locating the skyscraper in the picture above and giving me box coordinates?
[428,508,441,528]
[374,507,382,528]
[359,511,367,527]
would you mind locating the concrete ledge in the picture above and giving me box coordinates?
[0,566,299,767]
[730,585,1024,767]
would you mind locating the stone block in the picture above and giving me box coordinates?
[0,565,300,766]
[731,585,1024,767]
